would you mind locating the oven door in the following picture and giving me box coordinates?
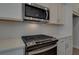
[28,44,57,55]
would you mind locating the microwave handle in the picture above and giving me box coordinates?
[45,9,48,20]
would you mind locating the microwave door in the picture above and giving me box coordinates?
[24,3,49,22]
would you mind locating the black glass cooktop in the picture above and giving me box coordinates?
[22,34,57,43]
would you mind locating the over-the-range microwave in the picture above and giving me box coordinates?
[23,3,49,22]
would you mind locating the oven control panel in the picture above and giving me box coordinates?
[26,39,57,47]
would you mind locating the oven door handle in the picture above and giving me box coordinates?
[28,44,57,55]
[36,40,52,44]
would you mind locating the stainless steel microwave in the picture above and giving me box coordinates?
[23,3,49,22]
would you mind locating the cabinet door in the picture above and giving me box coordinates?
[65,36,73,55]
[57,4,64,24]
[0,3,23,21]
[49,3,64,24]
[57,39,65,55]
[48,4,58,24]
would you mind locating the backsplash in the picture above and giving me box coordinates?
[0,22,58,39]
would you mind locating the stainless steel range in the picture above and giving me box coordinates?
[22,34,58,55]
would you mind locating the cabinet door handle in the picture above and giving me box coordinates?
[45,8,49,20]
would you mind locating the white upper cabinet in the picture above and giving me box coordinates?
[39,3,64,24]
[57,4,64,24]
[57,36,73,55]
[48,4,58,24]
[72,4,79,16]
[0,3,23,21]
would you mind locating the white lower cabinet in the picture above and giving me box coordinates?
[57,39,65,55]
[0,48,25,55]
[57,36,73,55]
[65,36,73,55]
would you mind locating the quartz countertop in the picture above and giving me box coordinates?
[56,35,72,39]
[0,38,25,52]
